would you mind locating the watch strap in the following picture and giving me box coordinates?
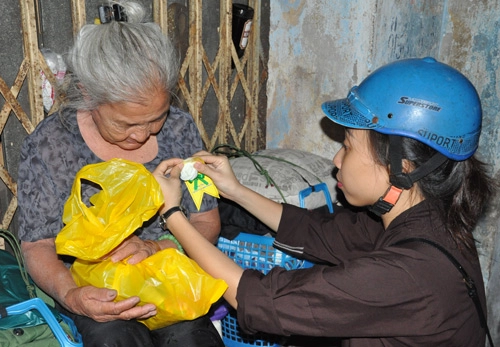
[159,206,186,230]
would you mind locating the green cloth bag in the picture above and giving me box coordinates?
[0,250,51,329]
[0,229,82,346]
[0,320,75,346]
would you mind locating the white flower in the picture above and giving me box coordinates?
[180,159,199,181]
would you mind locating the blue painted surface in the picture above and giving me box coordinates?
[267,88,291,149]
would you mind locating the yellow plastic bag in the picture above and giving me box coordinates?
[55,159,228,330]
[72,249,228,330]
[56,158,164,260]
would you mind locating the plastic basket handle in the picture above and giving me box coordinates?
[6,298,83,347]
[298,183,334,213]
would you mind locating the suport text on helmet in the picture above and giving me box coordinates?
[418,129,457,148]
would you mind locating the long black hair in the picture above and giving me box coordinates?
[369,131,495,256]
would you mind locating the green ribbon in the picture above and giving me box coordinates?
[189,173,209,190]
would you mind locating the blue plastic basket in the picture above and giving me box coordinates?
[217,233,313,347]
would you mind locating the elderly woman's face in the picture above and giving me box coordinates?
[91,90,171,150]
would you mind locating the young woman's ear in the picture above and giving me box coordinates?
[401,159,415,174]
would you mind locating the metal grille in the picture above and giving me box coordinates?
[168,0,268,151]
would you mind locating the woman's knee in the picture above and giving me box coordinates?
[152,316,224,347]
[77,319,153,347]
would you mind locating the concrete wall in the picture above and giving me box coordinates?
[267,0,500,344]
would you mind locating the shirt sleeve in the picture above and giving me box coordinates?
[17,117,83,241]
[273,204,384,264]
[236,249,440,338]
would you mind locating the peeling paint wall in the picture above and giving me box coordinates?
[267,1,376,154]
[267,0,500,343]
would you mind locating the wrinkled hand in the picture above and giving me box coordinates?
[65,285,156,322]
[191,151,242,200]
[152,158,184,214]
[105,235,158,265]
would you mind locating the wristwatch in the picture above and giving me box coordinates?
[158,205,189,231]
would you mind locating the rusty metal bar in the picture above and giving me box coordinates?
[0,60,30,134]
[19,0,43,126]
[219,0,232,147]
[71,0,86,37]
[152,0,169,36]
[0,76,35,134]
[247,0,261,151]
[189,1,203,127]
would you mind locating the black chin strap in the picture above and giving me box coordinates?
[369,136,448,216]
[388,136,448,189]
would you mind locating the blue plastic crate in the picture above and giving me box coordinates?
[217,233,313,347]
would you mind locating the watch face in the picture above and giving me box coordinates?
[159,216,167,230]
[180,205,190,220]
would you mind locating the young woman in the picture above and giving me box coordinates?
[153,57,495,346]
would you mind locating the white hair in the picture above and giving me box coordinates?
[62,1,179,111]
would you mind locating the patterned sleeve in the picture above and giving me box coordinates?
[17,113,89,242]
[17,129,66,241]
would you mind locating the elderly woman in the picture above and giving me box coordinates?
[17,2,224,346]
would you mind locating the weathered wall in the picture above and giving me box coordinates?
[267,0,500,344]
[442,2,500,344]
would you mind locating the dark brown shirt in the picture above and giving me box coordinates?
[236,201,486,346]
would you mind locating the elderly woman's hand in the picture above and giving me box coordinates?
[105,235,161,265]
[65,286,157,322]
[21,238,157,322]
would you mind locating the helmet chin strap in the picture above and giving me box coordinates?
[369,136,448,216]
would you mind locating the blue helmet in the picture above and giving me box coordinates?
[322,57,482,160]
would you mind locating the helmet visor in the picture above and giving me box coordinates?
[321,87,378,130]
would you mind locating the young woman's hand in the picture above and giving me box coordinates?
[152,158,184,214]
[191,151,242,200]
[192,151,283,232]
